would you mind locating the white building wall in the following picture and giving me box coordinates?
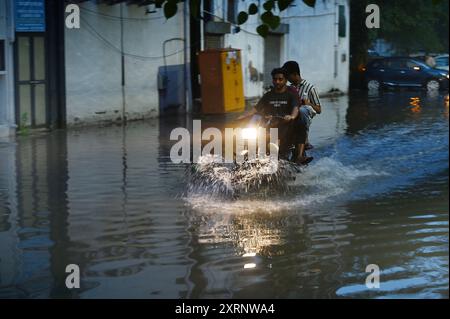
[283,0,350,94]
[224,2,264,99]
[122,5,185,120]
[65,2,185,125]
[0,0,16,137]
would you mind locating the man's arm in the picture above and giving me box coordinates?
[237,107,257,120]
[306,87,321,114]
[289,106,299,120]
[237,94,266,120]
[284,93,300,121]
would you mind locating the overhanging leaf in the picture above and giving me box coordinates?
[237,11,249,25]
[263,0,275,11]
[261,11,274,24]
[278,0,294,11]
[154,0,165,9]
[257,24,269,37]
[267,15,280,29]
[303,0,316,8]
[248,3,258,15]
[164,1,178,19]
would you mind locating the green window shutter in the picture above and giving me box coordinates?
[338,5,346,38]
[0,40,5,71]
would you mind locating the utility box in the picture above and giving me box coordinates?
[198,48,245,114]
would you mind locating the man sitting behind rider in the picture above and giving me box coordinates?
[238,68,311,164]
[282,61,321,162]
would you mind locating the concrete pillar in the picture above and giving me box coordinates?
[0,0,16,137]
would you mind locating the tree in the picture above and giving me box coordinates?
[154,0,316,37]
[376,0,448,54]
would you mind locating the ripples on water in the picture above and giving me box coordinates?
[0,91,448,298]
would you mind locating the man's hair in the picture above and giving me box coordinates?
[282,61,300,76]
[271,67,287,78]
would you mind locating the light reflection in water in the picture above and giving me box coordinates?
[444,94,449,118]
[187,208,296,258]
[409,97,421,113]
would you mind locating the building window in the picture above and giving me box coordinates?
[338,5,346,37]
[0,40,5,72]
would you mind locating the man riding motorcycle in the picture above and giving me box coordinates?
[238,68,312,165]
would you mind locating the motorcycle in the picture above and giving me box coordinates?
[188,113,305,199]
[237,113,298,163]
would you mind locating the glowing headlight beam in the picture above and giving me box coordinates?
[242,127,258,140]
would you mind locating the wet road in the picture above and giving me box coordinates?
[0,90,448,298]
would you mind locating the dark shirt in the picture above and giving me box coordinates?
[287,86,300,102]
[255,90,299,117]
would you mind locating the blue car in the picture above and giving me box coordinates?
[365,57,449,91]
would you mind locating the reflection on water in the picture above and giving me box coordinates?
[0,91,448,298]
[444,94,449,119]
[409,97,421,114]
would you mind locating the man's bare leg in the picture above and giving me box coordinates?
[296,143,313,165]
[305,136,314,150]
[298,143,305,158]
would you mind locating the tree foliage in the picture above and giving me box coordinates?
[375,0,448,54]
[154,0,315,37]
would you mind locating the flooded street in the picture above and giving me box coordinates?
[0,91,448,299]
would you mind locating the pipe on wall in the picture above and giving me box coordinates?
[5,0,16,127]
[184,1,192,113]
[334,0,339,79]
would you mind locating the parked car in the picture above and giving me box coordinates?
[365,57,449,91]
[434,54,449,71]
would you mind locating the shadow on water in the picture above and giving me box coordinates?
[0,90,448,298]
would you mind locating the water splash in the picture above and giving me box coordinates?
[185,156,387,211]
[185,116,447,210]
[186,154,299,199]
[286,157,389,205]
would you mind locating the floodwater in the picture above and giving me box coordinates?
[0,91,448,299]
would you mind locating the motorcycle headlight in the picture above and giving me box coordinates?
[242,127,258,140]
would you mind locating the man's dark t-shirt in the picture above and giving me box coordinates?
[255,90,299,117]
